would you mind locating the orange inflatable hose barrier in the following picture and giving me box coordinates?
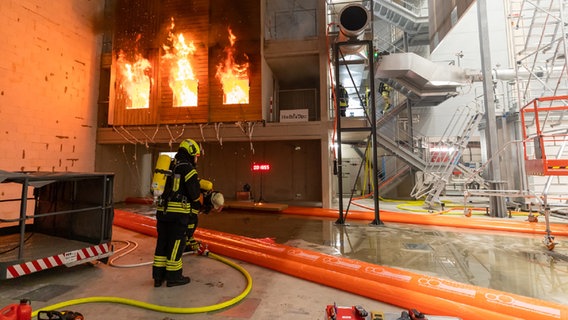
[281,206,568,236]
[114,210,568,320]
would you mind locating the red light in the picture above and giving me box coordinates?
[252,163,270,171]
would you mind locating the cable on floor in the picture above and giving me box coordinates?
[108,239,151,267]
[30,251,252,317]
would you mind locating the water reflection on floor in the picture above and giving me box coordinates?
[116,204,568,306]
[322,222,568,306]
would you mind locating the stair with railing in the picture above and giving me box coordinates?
[375,52,470,107]
[378,129,426,170]
[410,106,484,206]
[372,0,429,46]
[369,0,568,214]
[368,1,487,200]
[378,163,411,194]
[372,43,487,201]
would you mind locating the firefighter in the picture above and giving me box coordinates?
[338,84,349,117]
[378,82,392,114]
[152,138,202,287]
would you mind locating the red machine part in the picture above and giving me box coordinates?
[326,304,368,320]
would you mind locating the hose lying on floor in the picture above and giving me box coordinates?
[31,252,252,317]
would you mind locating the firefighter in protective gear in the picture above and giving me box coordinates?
[378,82,392,114]
[338,84,349,117]
[185,181,225,253]
[152,138,201,287]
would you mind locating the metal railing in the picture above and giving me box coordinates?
[410,102,484,205]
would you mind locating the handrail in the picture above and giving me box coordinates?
[374,0,429,19]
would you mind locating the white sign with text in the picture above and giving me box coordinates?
[280,109,309,122]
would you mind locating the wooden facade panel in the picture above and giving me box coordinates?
[110,0,261,125]
[158,0,209,124]
[111,0,160,125]
[209,0,261,122]
[112,50,160,125]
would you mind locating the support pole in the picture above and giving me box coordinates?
[477,0,507,217]
[334,40,381,225]
[368,41,382,225]
[334,42,345,225]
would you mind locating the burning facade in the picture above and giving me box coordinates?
[162,17,199,108]
[109,0,261,125]
[215,27,250,105]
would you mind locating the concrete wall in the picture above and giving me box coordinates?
[428,0,475,50]
[0,0,104,218]
[199,140,322,204]
[96,139,323,204]
[0,0,104,172]
[95,144,152,202]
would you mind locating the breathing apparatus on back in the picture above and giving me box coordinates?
[151,154,173,204]
[151,139,201,204]
[151,139,223,210]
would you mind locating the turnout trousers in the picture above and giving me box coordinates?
[152,211,189,282]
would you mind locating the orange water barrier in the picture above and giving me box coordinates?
[114,210,568,320]
[281,206,568,237]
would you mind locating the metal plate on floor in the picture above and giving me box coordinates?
[16,284,76,302]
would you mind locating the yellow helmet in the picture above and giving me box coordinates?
[179,139,200,156]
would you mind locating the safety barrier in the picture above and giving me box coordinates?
[282,206,568,236]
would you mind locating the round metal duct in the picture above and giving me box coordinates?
[339,4,370,39]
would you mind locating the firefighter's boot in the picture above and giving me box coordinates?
[167,276,191,287]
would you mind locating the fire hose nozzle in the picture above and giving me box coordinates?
[198,243,210,256]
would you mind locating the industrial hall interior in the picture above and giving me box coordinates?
[2,0,568,319]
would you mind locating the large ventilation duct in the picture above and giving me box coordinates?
[337,3,371,55]
[339,3,370,39]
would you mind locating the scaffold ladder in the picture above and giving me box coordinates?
[411,106,483,207]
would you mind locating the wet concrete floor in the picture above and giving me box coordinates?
[121,203,568,306]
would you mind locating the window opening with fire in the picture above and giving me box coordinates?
[162,18,198,107]
[216,27,250,104]
[116,49,152,110]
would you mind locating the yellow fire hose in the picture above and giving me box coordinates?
[31,252,252,317]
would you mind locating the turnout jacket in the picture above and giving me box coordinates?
[158,149,201,217]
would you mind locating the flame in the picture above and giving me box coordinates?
[162,18,198,107]
[116,50,152,109]
[215,27,249,104]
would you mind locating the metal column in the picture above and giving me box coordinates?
[334,39,381,225]
[477,0,508,217]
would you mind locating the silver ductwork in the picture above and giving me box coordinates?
[339,3,371,40]
[336,3,371,55]
[463,67,549,82]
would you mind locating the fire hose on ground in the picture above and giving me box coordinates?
[29,250,252,318]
